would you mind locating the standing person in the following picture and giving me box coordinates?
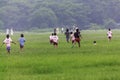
[10,28,14,35]
[107,28,112,41]
[19,34,25,51]
[65,28,70,43]
[6,28,9,35]
[61,27,64,33]
[3,34,16,54]
[74,29,81,47]
[52,33,59,48]
[49,33,53,44]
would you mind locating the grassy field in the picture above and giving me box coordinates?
[0,30,120,80]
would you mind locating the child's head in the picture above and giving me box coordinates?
[6,34,9,39]
[76,29,79,32]
[70,32,73,34]
[66,28,69,32]
[108,28,111,31]
[21,34,24,37]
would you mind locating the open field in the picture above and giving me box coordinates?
[0,30,120,80]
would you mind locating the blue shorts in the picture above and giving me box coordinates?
[20,44,24,48]
[6,46,10,51]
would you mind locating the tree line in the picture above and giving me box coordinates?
[0,0,120,30]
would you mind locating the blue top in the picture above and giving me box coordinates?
[19,37,25,46]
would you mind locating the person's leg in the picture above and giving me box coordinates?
[77,38,80,47]
[78,41,80,47]
[108,37,111,41]
[7,47,10,54]
[66,36,69,43]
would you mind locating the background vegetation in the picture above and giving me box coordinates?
[0,0,120,30]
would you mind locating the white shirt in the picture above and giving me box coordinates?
[70,34,75,41]
[52,35,58,43]
[3,38,12,47]
[107,31,112,37]
[49,35,53,40]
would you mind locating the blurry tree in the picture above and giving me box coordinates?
[0,0,120,30]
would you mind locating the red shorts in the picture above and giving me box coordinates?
[75,38,80,42]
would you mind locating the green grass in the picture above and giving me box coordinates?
[0,30,120,80]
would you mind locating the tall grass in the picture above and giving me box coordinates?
[0,30,120,80]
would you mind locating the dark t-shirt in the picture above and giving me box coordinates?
[65,32,70,38]
[74,32,80,38]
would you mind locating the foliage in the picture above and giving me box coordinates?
[0,0,120,30]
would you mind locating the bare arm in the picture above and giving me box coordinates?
[11,41,16,44]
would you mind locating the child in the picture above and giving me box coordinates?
[3,34,16,54]
[65,28,70,43]
[52,33,59,48]
[70,32,75,44]
[19,34,25,51]
[49,33,53,44]
[107,28,112,41]
[74,29,82,47]
[93,41,96,45]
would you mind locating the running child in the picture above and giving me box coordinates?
[19,34,25,51]
[74,29,82,47]
[52,33,59,48]
[107,28,112,41]
[3,34,16,54]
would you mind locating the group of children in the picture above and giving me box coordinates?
[70,29,82,48]
[49,33,59,48]
[2,28,112,54]
[49,28,82,48]
[2,34,25,54]
[107,28,112,41]
[65,28,82,48]
[50,28,113,48]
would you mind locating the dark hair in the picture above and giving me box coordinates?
[70,32,73,34]
[21,34,24,37]
[66,28,69,32]
[76,29,79,32]
[93,41,96,43]
[6,34,9,38]
[108,28,111,31]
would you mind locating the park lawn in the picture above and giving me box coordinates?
[0,30,120,80]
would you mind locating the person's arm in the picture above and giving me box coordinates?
[24,39,26,42]
[11,41,16,44]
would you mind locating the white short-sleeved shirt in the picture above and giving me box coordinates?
[3,38,12,47]
[52,36,58,43]
[49,35,53,40]
[107,31,112,37]
[70,34,75,41]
